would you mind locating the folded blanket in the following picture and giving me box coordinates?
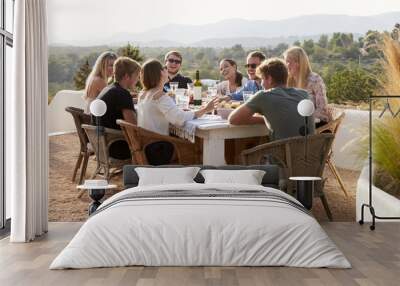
[93,188,311,217]
[170,115,227,142]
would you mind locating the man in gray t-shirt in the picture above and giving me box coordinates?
[229,58,315,140]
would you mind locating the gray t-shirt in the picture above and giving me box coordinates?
[246,87,315,140]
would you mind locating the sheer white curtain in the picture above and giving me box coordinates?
[7,0,48,242]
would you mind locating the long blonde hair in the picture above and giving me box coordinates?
[85,51,118,92]
[284,46,312,89]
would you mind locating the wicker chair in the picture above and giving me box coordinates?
[81,124,131,180]
[316,112,349,197]
[116,119,201,165]
[65,107,94,184]
[241,133,335,220]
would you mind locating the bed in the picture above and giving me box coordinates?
[50,165,350,269]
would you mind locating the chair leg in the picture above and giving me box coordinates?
[327,158,349,197]
[91,164,101,179]
[104,165,110,181]
[72,153,83,183]
[78,153,90,185]
[319,194,333,221]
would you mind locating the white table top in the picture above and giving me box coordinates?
[289,177,322,181]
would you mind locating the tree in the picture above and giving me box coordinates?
[293,40,301,47]
[272,43,289,56]
[302,39,315,55]
[117,43,144,62]
[73,59,91,90]
[318,35,329,48]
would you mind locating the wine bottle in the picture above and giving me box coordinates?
[193,70,202,106]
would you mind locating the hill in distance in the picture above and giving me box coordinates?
[50,12,400,47]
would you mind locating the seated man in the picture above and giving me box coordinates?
[163,51,192,91]
[97,56,141,159]
[228,58,315,141]
[230,51,266,101]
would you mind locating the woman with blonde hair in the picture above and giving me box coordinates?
[83,51,118,113]
[284,46,331,126]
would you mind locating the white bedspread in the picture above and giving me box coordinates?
[50,183,351,269]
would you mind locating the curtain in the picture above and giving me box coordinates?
[7,0,48,242]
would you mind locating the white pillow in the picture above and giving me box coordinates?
[135,167,201,186]
[200,169,266,185]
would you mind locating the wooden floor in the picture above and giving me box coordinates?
[0,222,399,286]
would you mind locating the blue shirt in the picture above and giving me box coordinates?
[230,80,263,101]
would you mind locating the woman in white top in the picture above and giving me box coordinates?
[137,59,217,136]
[217,58,247,99]
[83,51,117,113]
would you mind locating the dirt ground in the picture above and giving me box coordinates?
[49,133,359,222]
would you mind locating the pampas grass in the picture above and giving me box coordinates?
[373,34,400,196]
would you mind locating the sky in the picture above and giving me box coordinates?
[47,0,400,44]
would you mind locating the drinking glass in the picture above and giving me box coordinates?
[206,86,218,104]
[170,82,179,94]
[243,91,254,102]
[187,82,194,92]
[176,88,189,110]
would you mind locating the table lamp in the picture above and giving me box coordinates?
[297,99,315,162]
[89,99,107,178]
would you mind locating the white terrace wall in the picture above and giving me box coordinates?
[330,109,368,171]
[48,90,86,135]
[48,90,368,170]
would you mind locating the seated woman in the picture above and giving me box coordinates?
[83,51,118,114]
[217,59,247,100]
[137,59,217,164]
[284,46,331,127]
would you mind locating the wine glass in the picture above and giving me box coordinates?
[176,88,189,110]
[170,82,179,94]
[243,91,254,102]
[206,86,218,104]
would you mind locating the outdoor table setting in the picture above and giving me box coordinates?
[169,87,270,165]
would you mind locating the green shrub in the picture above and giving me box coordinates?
[326,67,378,103]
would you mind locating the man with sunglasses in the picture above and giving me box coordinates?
[230,51,266,101]
[163,51,192,91]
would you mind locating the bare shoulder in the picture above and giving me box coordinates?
[153,91,168,101]
[91,76,107,89]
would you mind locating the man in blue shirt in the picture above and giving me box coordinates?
[230,51,266,101]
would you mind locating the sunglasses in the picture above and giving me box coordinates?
[167,58,182,64]
[245,63,258,69]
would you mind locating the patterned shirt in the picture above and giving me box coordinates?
[306,72,330,122]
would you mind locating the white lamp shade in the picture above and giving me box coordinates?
[297,99,315,117]
[90,99,107,117]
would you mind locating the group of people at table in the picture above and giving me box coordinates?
[83,47,331,163]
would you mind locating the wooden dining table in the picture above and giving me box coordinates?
[196,122,269,165]
[170,115,269,165]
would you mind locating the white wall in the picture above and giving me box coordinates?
[48,90,86,135]
[356,164,400,222]
[331,109,368,171]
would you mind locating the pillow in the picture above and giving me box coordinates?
[200,169,266,185]
[135,167,201,186]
